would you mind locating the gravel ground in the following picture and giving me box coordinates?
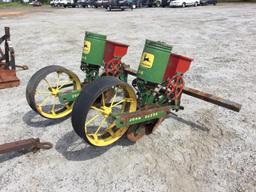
[0,3,256,192]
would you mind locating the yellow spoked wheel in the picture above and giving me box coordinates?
[72,76,137,147]
[26,65,81,119]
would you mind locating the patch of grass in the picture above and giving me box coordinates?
[0,2,29,9]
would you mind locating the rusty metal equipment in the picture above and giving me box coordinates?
[0,27,28,89]
[26,32,241,147]
[0,138,53,154]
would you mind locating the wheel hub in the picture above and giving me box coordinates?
[51,88,59,96]
[101,106,112,117]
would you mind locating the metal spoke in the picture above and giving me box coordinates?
[91,106,104,113]
[56,72,60,88]
[102,93,106,106]
[44,78,53,90]
[58,79,72,90]
[124,98,133,103]
[106,122,115,136]
[107,129,114,136]
[112,99,126,107]
[94,117,107,136]
[88,134,98,141]
[35,90,51,95]
[85,114,99,127]
[51,97,57,114]
[38,95,51,107]
[65,104,71,109]
[110,92,117,108]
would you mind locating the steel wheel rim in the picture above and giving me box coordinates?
[35,71,81,119]
[84,84,137,146]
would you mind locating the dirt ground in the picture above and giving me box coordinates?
[0,3,256,192]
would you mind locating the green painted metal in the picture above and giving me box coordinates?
[119,71,128,82]
[115,111,167,128]
[84,65,100,82]
[135,79,155,106]
[137,40,172,84]
[58,90,81,104]
[81,32,107,66]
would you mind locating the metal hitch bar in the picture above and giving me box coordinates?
[123,67,241,112]
[182,87,241,112]
[0,138,53,154]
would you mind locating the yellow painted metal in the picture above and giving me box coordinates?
[84,84,137,146]
[35,72,81,119]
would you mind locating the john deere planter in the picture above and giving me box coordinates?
[26,32,129,119]
[26,32,241,147]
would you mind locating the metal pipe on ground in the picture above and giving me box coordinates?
[0,138,53,155]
